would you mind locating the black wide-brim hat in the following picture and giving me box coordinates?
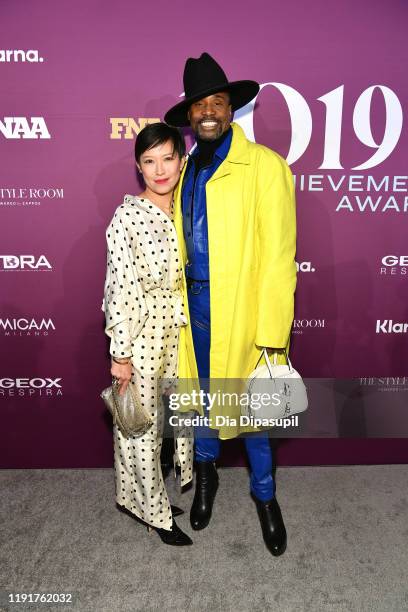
[164,52,260,127]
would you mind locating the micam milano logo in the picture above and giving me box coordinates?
[380,255,407,276]
[0,50,43,62]
[110,118,160,139]
[0,255,52,271]
[0,318,55,336]
[0,117,51,139]
[376,320,408,334]
[0,377,63,397]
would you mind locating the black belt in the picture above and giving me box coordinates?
[186,278,210,288]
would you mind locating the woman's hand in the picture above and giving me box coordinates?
[111,359,132,396]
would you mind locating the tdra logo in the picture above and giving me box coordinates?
[376,320,408,334]
[110,117,160,139]
[380,255,407,276]
[0,255,52,271]
[0,117,51,139]
[296,261,316,273]
[0,377,63,397]
[0,318,55,336]
[0,49,44,62]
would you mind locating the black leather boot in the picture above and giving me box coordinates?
[253,495,287,556]
[153,520,193,546]
[190,461,219,530]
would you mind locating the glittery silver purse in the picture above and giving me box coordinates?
[100,378,153,438]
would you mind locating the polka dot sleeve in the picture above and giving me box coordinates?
[103,206,148,358]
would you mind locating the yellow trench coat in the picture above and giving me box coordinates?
[174,122,297,439]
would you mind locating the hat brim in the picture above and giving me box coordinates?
[164,80,260,127]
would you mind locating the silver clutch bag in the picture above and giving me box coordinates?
[100,378,153,438]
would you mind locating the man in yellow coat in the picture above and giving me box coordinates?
[165,53,297,556]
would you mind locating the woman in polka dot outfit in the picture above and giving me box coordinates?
[102,123,194,546]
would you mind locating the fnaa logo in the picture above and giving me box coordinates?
[0,255,52,271]
[110,118,160,139]
[0,117,51,139]
[0,50,43,62]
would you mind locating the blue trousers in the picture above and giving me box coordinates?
[187,281,275,502]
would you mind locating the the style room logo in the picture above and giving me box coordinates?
[0,50,44,62]
[0,187,64,207]
[360,377,408,392]
[0,255,52,271]
[0,318,56,337]
[380,255,407,276]
[292,319,325,334]
[0,378,63,398]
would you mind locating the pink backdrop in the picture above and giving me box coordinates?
[1,0,407,467]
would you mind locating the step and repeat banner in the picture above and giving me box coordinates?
[1,0,407,467]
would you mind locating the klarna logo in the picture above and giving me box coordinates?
[0,50,43,62]
[296,261,316,273]
[376,320,408,334]
[0,255,52,271]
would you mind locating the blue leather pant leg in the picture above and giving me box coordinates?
[187,282,220,462]
[187,282,275,500]
[245,434,275,502]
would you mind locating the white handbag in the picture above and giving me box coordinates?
[243,349,308,420]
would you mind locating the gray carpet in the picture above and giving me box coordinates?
[0,466,407,612]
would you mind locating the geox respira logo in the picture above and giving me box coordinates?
[0,318,55,336]
[0,255,52,271]
[110,118,160,139]
[376,320,408,334]
[380,255,407,276]
[0,377,63,397]
[296,261,316,273]
[0,50,43,62]
[0,117,51,139]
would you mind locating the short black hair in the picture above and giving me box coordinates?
[135,122,186,163]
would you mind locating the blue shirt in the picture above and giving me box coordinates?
[182,128,232,280]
